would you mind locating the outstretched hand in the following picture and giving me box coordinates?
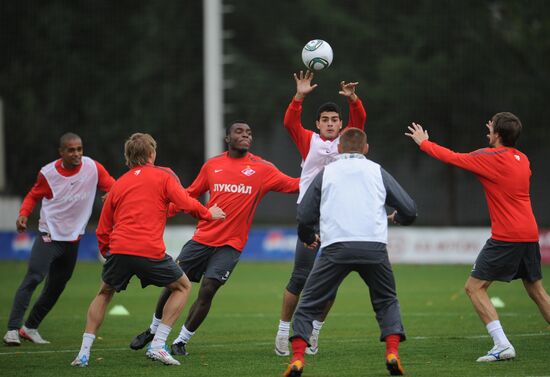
[405,122,429,146]
[294,70,318,100]
[339,81,359,101]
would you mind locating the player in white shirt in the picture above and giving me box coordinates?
[283,128,416,377]
[3,133,114,346]
[275,71,366,356]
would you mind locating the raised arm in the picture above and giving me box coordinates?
[283,72,316,159]
[293,70,318,101]
[339,81,359,102]
[339,81,366,130]
[405,122,495,178]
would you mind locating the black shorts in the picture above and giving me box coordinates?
[286,238,320,295]
[176,240,241,284]
[102,254,183,292]
[470,238,542,282]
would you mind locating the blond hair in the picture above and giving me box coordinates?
[124,133,157,168]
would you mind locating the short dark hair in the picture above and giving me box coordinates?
[59,132,81,149]
[339,128,367,153]
[492,112,522,147]
[225,120,248,135]
[316,102,341,121]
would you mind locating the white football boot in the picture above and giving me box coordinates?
[476,344,516,362]
[70,354,89,367]
[274,334,290,356]
[305,331,319,355]
[3,330,21,346]
[19,326,50,344]
[146,345,181,365]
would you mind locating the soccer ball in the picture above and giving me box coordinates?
[302,39,333,71]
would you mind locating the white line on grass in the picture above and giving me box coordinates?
[0,332,548,356]
[0,312,526,321]
[331,311,526,317]
[193,311,525,318]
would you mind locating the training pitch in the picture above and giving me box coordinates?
[0,261,549,377]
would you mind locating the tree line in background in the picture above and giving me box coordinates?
[1,0,549,225]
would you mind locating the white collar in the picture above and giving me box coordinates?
[335,153,366,160]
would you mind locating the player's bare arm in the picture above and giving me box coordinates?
[294,70,318,101]
[405,122,429,146]
[338,81,359,102]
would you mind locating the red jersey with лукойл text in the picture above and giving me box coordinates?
[172,151,299,251]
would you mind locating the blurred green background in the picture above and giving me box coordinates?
[1,0,549,225]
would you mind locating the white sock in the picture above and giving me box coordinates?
[78,333,95,358]
[149,314,161,334]
[312,320,324,335]
[173,325,195,345]
[150,323,171,349]
[277,320,291,337]
[486,320,511,347]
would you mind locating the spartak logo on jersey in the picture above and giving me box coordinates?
[241,166,256,176]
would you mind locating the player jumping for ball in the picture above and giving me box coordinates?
[275,70,366,357]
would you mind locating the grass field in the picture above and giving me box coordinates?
[0,261,549,377]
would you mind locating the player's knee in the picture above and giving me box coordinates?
[287,275,307,295]
[97,283,116,297]
[47,272,73,287]
[524,280,546,301]
[24,271,46,287]
[464,280,481,297]
[171,275,192,293]
[198,279,221,302]
[200,285,217,300]
[464,282,473,296]
[45,281,69,296]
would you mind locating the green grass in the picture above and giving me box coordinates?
[0,262,549,377]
